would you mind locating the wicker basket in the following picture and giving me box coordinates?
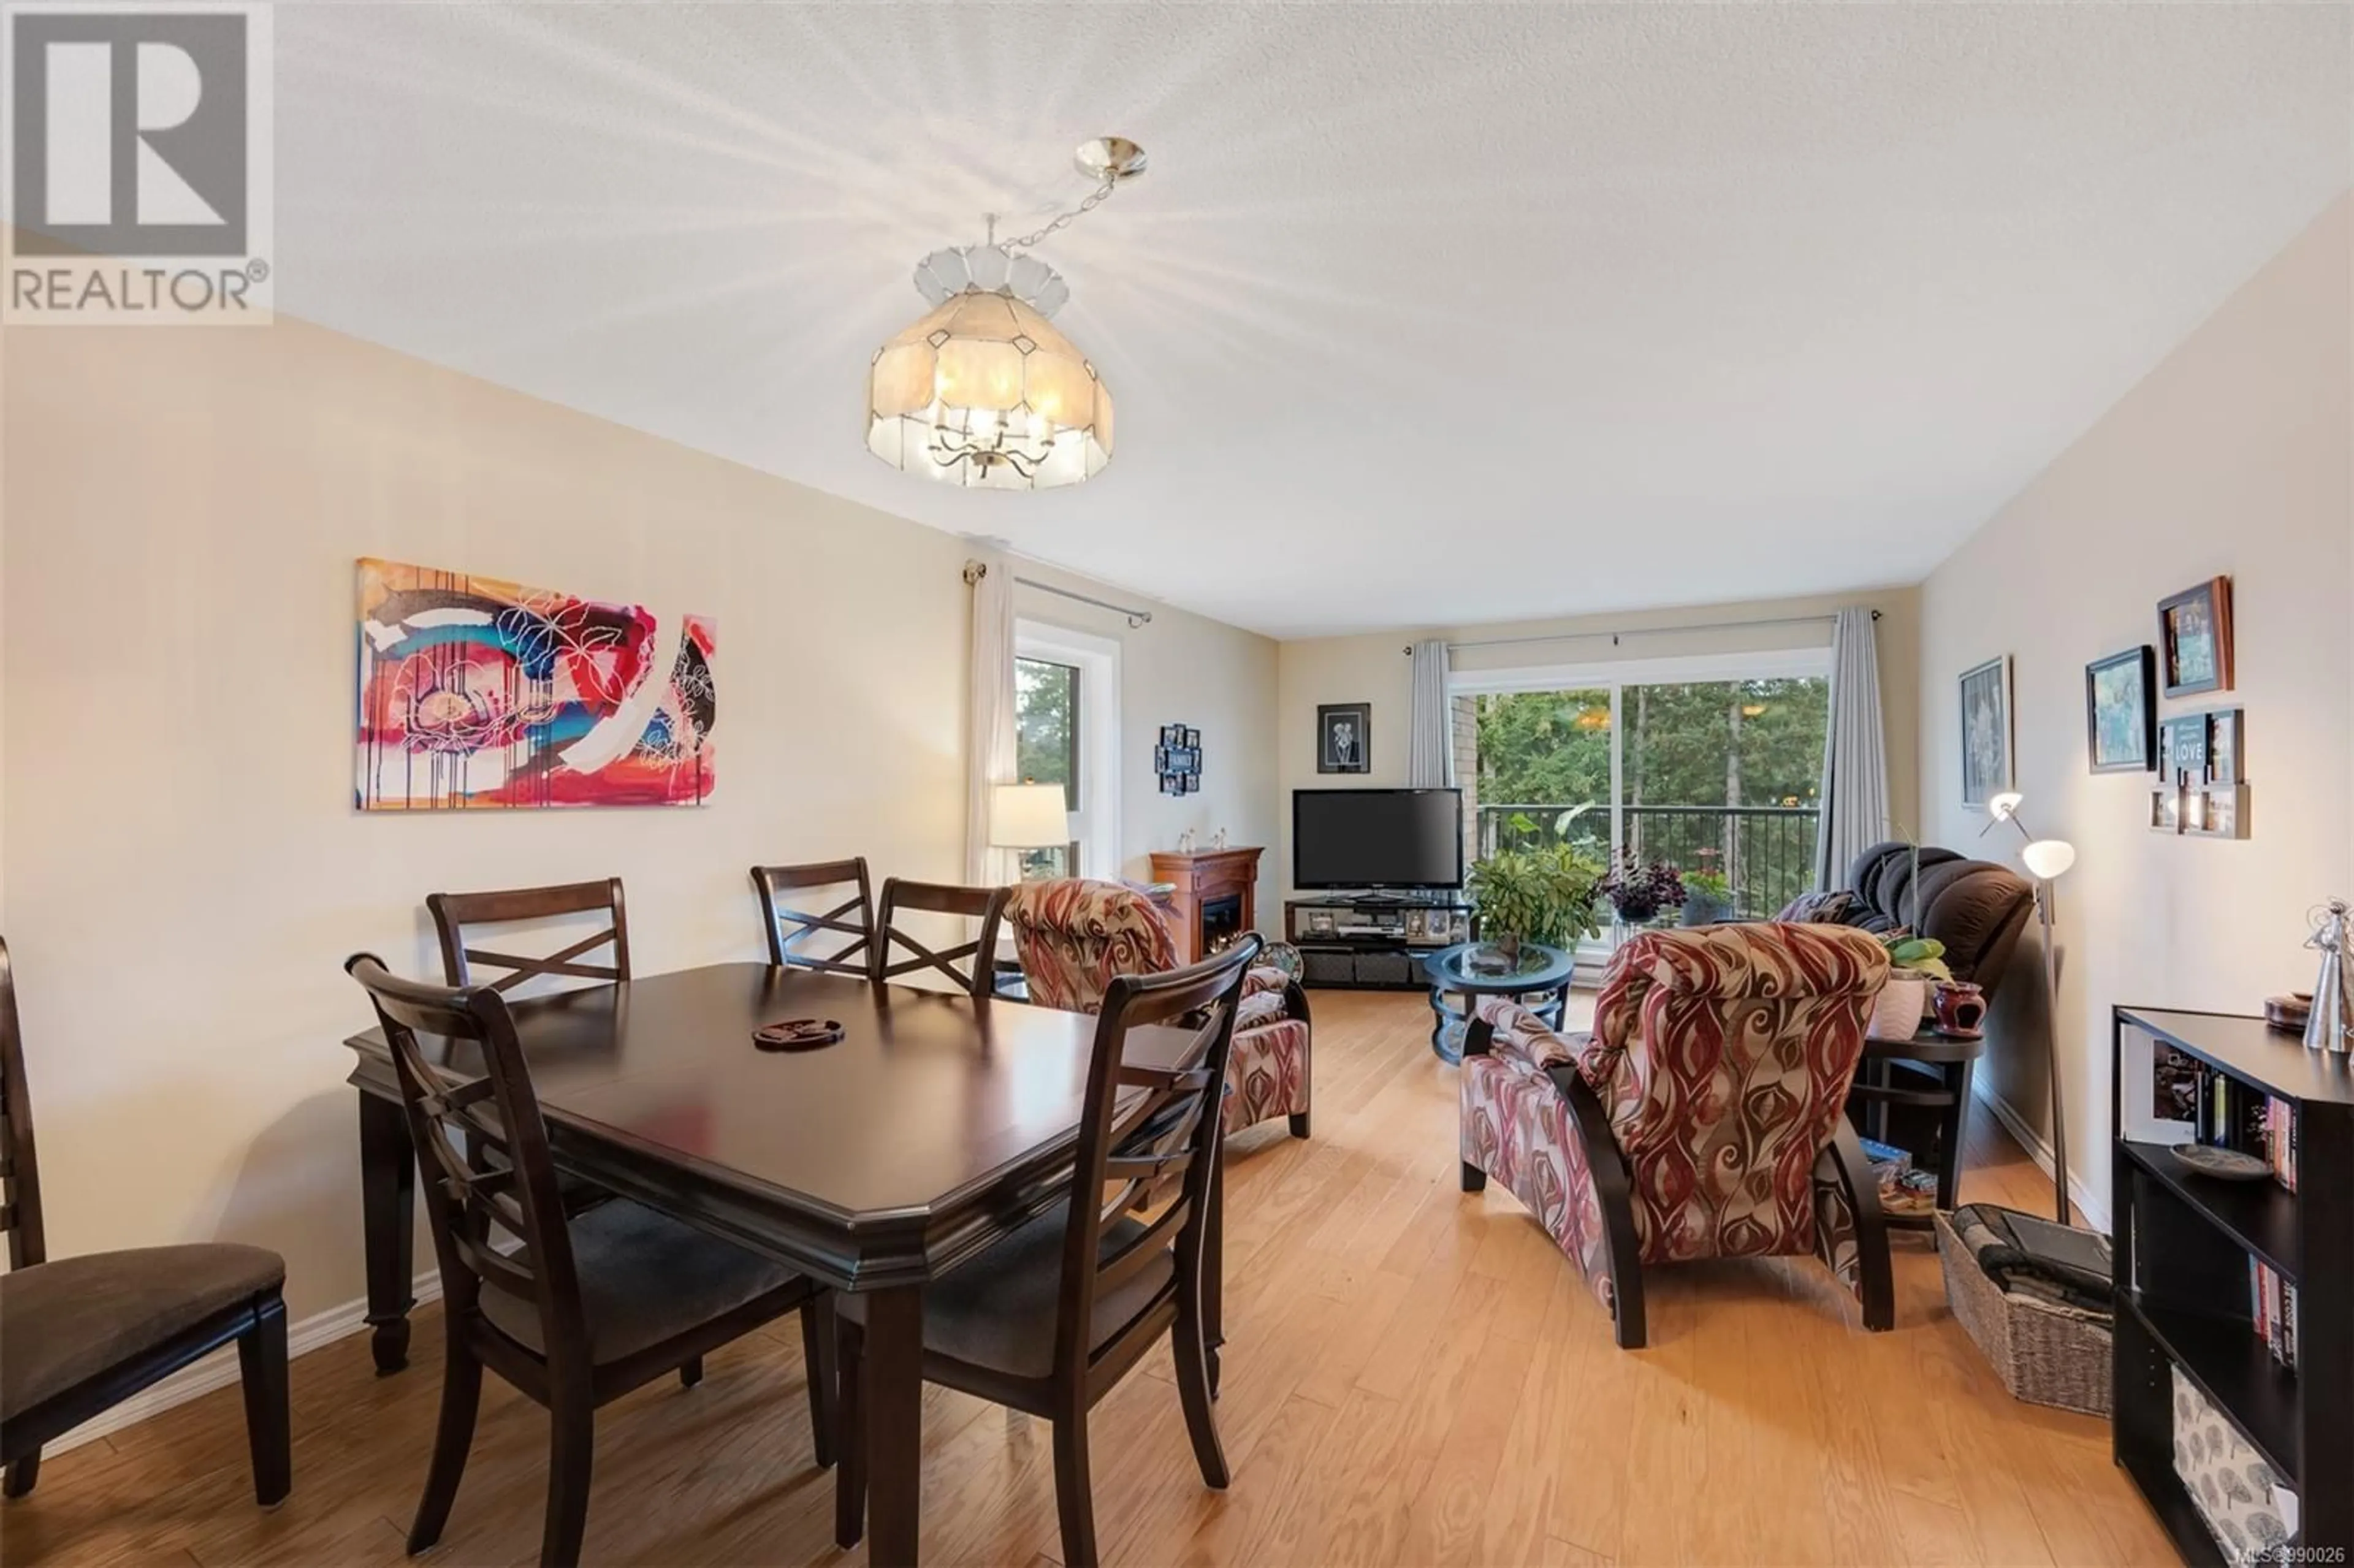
[1935,1210,2112,1416]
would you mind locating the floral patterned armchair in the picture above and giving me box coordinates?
[1005,878,1311,1139]
[1459,921,1892,1348]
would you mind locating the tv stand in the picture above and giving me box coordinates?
[1286,893,1471,991]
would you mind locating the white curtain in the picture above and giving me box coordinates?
[1407,638,1454,787]
[964,555,1019,886]
[1814,606,1889,891]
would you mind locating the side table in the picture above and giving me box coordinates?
[1850,1030,1986,1227]
[1421,942,1576,1064]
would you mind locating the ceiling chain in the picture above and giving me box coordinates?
[1000,178,1119,252]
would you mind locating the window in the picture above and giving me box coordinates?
[1014,656,1081,877]
[1013,622,1120,878]
[1463,651,1830,925]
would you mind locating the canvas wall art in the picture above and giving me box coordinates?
[1957,656,2013,807]
[355,558,716,810]
[2158,575,2234,698]
[2085,645,2157,773]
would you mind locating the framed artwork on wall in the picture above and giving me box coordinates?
[1316,703,1371,774]
[1957,657,2013,807]
[2084,645,2157,773]
[354,558,716,810]
[2157,576,2234,698]
[1154,723,1202,795]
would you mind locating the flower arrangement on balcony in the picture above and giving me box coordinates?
[1680,870,1734,926]
[1600,851,1688,926]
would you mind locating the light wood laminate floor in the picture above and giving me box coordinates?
[1,989,2168,1567]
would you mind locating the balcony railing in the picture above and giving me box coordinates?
[1473,802,1821,922]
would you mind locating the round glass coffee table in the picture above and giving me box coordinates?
[1421,941,1576,1063]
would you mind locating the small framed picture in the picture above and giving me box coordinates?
[2204,708,2245,786]
[1957,657,2013,807]
[2193,786,2243,839]
[2149,788,2182,834]
[2160,715,2206,786]
[1317,702,1371,774]
[2157,576,2233,698]
[1184,727,1201,750]
[2084,646,2156,773]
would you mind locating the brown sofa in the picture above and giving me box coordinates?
[1837,841,2035,998]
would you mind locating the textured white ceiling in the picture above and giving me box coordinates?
[272,3,2352,637]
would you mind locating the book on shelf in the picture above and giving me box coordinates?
[2249,1259,2300,1370]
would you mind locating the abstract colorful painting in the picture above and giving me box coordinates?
[355,558,715,810]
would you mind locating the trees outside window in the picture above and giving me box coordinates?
[1472,674,1829,919]
[1015,657,1080,877]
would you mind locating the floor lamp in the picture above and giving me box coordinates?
[1984,790,2077,1222]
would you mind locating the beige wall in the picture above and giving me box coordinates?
[1273,588,1921,900]
[0,314,1274,1322]
[1008,562,1279,915]
[1918,196,2353,1224]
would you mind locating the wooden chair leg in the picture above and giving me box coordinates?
[801,1293,839,1469]
[832,1320,866,1550]
[1171,1311,1229,1490]
[1825,1119,1897,1333]
[237,1298,292,1507]
[1051,1410,1099,1568]
[679,1355,703,1389]
[408,1339,483,1553]
[4,1455,39,1499]
[1461,1160,1487,1193]
[1288,1110,1310,1139]
[541,1399,594,1568]
[1551,1064,1647,1350]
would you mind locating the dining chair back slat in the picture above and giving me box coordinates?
[1059,937,1258,1382]
[0,939,44,1270]
[427,880,631,994]
[343,954,589,1372]
[750,859,877,977]
[874,878,1010,999]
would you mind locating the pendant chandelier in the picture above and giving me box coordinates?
[866,138,1145,491]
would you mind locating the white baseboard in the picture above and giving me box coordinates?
[37,1270,443,1458]
[1974,1083,2111,1234]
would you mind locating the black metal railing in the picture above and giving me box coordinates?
[1473,802,1821,921]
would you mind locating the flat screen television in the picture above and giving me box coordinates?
[1293,788,1464,890]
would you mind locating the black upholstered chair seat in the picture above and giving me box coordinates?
[0,1243,284,1424]
[478,1198,803,1366]
[838,1200,1174,1379]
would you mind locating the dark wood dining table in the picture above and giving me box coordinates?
[342,961,1221,1567]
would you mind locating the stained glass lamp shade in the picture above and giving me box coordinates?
[866,246,1113,491]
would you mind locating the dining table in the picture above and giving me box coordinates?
[342,961,1222,1567]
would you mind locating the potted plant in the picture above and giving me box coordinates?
[1466,826,1605,965]
[1601,851,1687,933]
[1871,932,1952,1040]
[1681,870,1733,926]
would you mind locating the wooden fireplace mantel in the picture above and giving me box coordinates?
[1146,847,1263,965]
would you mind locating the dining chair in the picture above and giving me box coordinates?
[344,954,837,1568]
[425,878,630,994]
[750,859,876,976]
[1,937,289,1507]
[872,877,1010,999]
[832,935,1259,1568]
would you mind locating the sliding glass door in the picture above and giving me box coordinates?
[1462,654,1830,929]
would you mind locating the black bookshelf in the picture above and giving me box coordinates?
[2112,1007,2353,1561]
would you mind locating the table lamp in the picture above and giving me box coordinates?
[1984,790,2077,1222]
[991,782,1071,878]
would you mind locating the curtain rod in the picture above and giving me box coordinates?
[1403,608,1876,655]
[963,560,1154,628]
